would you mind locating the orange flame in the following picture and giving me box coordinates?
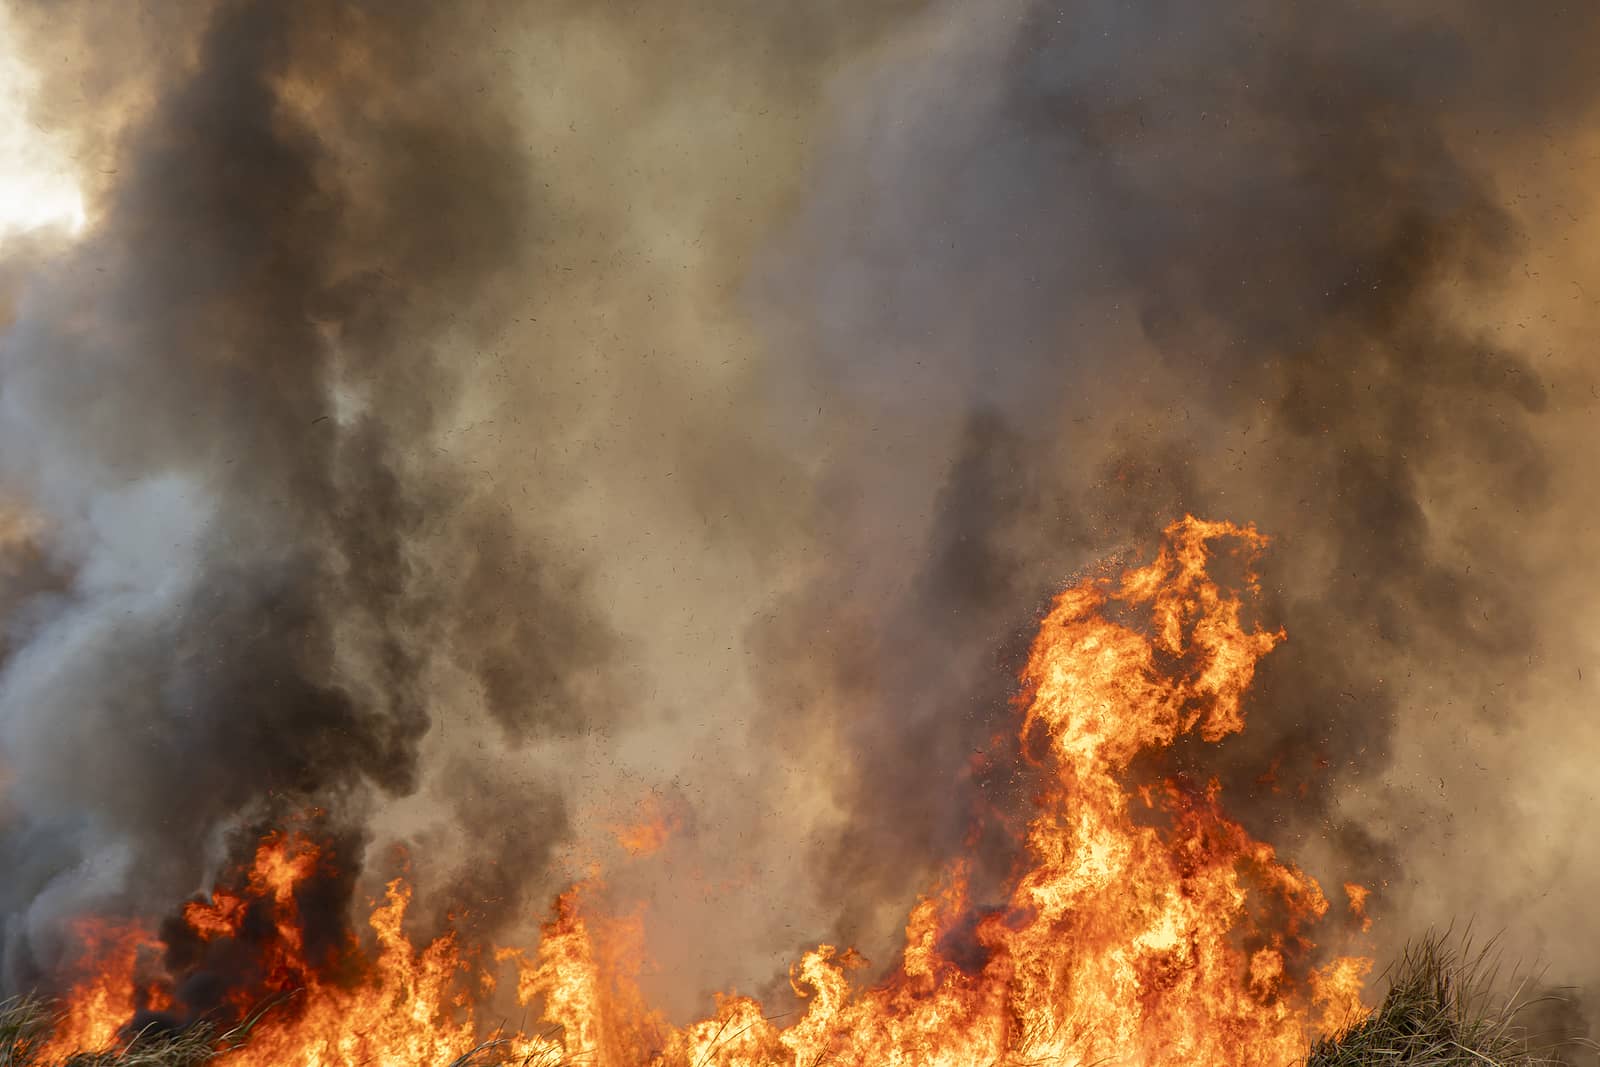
[45,517,1369,1066]
[610,793,685,858]
[1344,883,1373,933]
[39,921,166,1059]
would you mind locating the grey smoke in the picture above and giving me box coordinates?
[746,0,1600,1045]
[0,0,614,991]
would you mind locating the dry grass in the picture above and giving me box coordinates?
[1308,935,1585,1067]
[442,1036,570,1067]
[0,999,261,1067]
[0,997,575,1067]
[0,999,213,1067]
[0,996,51,1066]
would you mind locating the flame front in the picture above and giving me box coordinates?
[46,517,1369,1066]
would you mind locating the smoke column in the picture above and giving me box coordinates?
[0,0,621,990]
[0,0,1598,1053]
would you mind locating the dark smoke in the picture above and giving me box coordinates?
[0,0,610,992]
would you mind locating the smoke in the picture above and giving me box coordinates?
[0,0,941,1017]
[2,0,1600,1053]
[0,0,619,990]
[740,0,1600,1046]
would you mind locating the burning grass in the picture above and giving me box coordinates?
[17,519,1587,1065]
[0,997,226,1067]
[4,936,1570,1065]
[1308,937,1576,1067]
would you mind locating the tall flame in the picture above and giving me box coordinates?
[44,517,1368,1066]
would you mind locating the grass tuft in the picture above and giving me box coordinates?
[0,996,52,1067]
[1307,934,1582,1066]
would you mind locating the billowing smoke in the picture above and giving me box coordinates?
[1,0,1598,1054]
[0,0,618,990]
[744,0,1600,1044]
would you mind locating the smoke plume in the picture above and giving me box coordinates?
[0,0,1598,1053]
[0,0,618,989]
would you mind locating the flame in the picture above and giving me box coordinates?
[610,793,686,858]
[39,919,170,1060]
[218,879,565,1067]
[1343,883,1373,933]
[45,517,1370,1066]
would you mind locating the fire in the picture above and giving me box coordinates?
[44,831,570,1066]
[610,793,686,858]
[43,517,1369,1066]
[1343,883,1373,934]
[218,879,565,1067]
[39,921,166,1058]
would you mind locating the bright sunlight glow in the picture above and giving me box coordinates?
[0,3,87,240]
